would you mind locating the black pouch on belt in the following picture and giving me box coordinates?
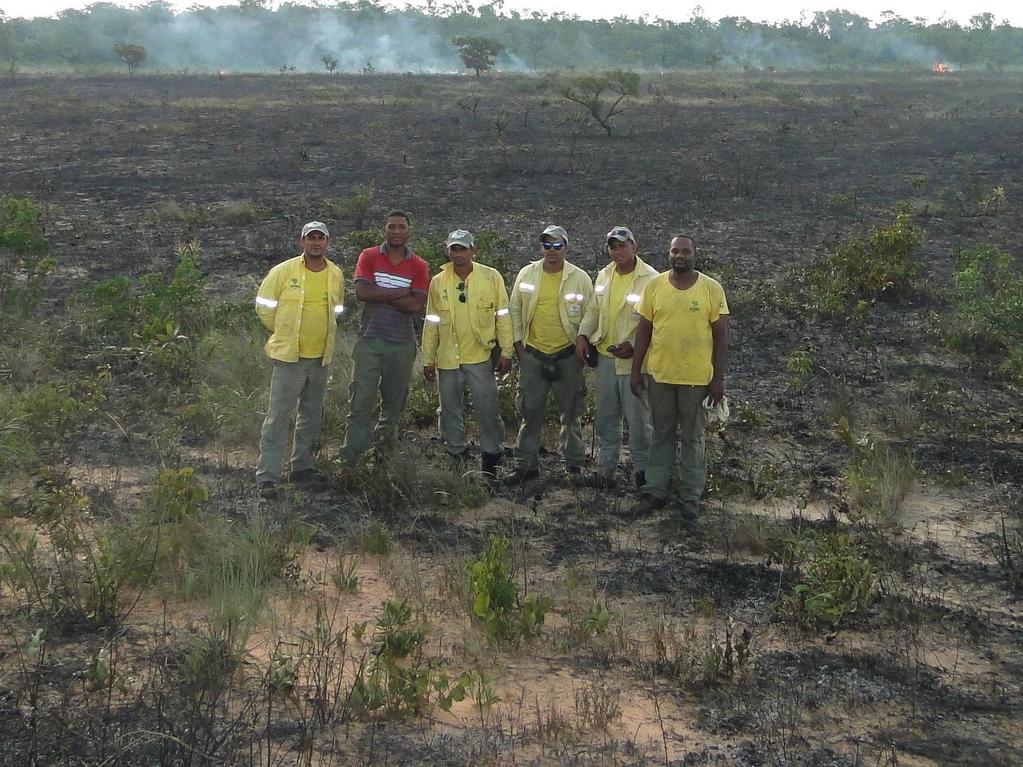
[528,345,574,382]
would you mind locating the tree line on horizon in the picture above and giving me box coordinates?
[1,0,1022,75]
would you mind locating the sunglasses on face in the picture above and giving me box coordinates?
[457,282,467,302]
[542,242,565,251]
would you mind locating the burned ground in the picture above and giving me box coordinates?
[0,69,1022,766]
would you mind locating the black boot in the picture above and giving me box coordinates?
[481,451,502,479]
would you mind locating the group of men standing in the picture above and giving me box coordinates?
[254,211,728,525]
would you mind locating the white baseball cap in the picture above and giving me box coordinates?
[301,221,329,238]
[540,225,569,243]
[445,229,474,248]
[606,226,635,244]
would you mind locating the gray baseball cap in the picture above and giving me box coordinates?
[301,221,329,238]
[540,225,569,243]
[606,226,635,244]
[445,229,474,248]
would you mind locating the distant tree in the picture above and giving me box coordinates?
[452,36,504,77]
[558,70,641,137]
[112,43,147,74]
[322,54,338,73]
[0,10,19,78]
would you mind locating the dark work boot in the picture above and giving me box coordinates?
[481,451,502,479]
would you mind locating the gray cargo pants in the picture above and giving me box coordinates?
[339,336,417,464]
[257,357,329,483]
[513,347,586,472]
[594,353,652,478]
[436,361,505,456]
[644,379,709,517]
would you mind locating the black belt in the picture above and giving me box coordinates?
[526,345,574,362]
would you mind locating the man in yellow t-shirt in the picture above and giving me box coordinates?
[255,221,345,499]
[421,229,513,479]
[629,235,729,524]
[506,225,594,484]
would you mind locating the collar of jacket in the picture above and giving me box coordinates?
[594,255,658,287]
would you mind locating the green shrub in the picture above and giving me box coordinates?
[0,196,47,253]
[216,200,262,225]
[351,598,432,716]
[808,212,923,313]
[785,348,813,393]
[0,253,55,319]
[465,535,550,643]
[145,467,208,523]
[401,379,438,429]
[342,228,382,254]
[0,379,102,474]
[473,229,514,283]
[944,245,1023,381]
[358,520,393,556]
[333,186,375,228]
[88,240,209,343]
[2,473,148,632]
[779,531,878,629]
[414,235,448,275]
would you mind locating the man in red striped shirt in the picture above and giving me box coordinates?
[338,210,430,465]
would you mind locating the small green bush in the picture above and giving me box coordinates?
[401,379,438,429]
[414,235,448,276]
[88,240,209,344]
[145,467,208,523]
[465,535,550,643]
[216,200,262,225]
[0,379,102,474]
[351,598,432,716]
[2,473,147,632]
[944,244,1023,381]
[779,530,878,629]
[473,230,514,283]
[333,186,375,228]
[0,196,48,253]
[809,212,923,313]
[342,228,382,254]
[358,520,393,556]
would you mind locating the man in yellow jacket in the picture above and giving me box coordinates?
[422,230,513,478]
[505,225,594,484]
[254,221,345,499]
[574,226,658,490]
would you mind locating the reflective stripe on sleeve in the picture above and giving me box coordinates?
[520,282,535,292]
[564,293,584,301]
[333,304,344,315]
[425,314,441,323]
[495,308,510,316]
[595,285,606,294]
[625,293,641,304]
[255,296,279,308]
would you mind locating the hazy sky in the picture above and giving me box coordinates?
[3,0,1020,26]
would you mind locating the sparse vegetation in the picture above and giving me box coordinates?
[1,69,1022,767]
